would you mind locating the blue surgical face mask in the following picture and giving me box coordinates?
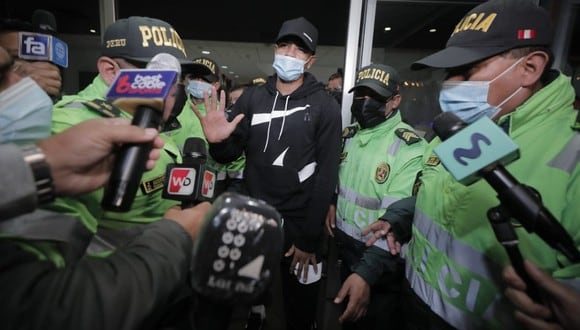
[0,77,53,145]
[187,80,213,99]
[439,58,524,123]
[272,54,307,82]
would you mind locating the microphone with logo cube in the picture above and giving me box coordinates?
[433,112,580,302]
[101,53,181,211]
[162,137,216,208]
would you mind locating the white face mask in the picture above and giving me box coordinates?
[439,57,524,123]
[272,54,307,82]
[187,80,213,99]
[0,77,53,145]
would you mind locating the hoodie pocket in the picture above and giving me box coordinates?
[246,163,303,205]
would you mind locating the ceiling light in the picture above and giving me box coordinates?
[429,28,437,33]
[384,27,391,32]
[89,29,96,33]
[201,50,210,55]
[221,65,229,69]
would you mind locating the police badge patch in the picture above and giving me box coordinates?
[375,162,390,184]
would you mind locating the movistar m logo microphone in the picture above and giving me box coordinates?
[434,116,519,185]
[453,133,492,166]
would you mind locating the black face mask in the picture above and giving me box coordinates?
[350,98,386,129]
[328,90,342,105]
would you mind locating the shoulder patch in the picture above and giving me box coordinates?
[342,125,359,138]
[83,99,122,118]
[395,128,421,145]
[425,155,440,167]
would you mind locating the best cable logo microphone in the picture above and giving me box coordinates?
[101,53,179,212]
[18,32,68,68]
[162,137,216,208]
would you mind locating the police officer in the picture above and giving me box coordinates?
[363,1,580,328]
[48,17,211,246]
[325,63,426,329]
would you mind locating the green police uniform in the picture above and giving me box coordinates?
[166,99,246,198]
[405,72,580,329]
[47,76,181,234]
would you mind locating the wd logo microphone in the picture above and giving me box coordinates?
[433,115,519,185]
[18,32,68,68]
[163,137,216,208]
[168,168,195,195]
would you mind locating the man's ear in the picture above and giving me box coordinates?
[520,51,549,87]
[305,55,317,70]
[97,56,120,85]
[390,94,402,109]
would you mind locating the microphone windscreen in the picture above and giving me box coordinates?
[432,112,468,141]
[147,53,181,74]
[31,9,57,35]
[183,137,207,158]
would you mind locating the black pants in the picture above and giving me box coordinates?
[279,255,321,330]
[338,254,405,330]
[400,279,457,330]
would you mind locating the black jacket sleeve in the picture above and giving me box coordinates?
[379,196,417,243]
[0,220,194,330]
[209,88,253,164]
[295,97,342,252]
[0,144,37,221]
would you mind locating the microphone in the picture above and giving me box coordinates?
[432,112,580,263]
[19,10,66,68]
[190,192,283,329]
[162,137,217,208]
[31,9,58,35]
[17,31,68,68]
[101,53,180,212]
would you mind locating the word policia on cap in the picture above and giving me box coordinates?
[105,25,186,54]
[452,12,496,36]
[356,68,392,86]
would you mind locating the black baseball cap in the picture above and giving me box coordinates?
[348,64,400,99]
[411,0,553,70]
[192,56,220,82]
[276,17,318,54]
[101,16,211,76]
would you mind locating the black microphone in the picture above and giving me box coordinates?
[101,53,181,212]
[162,137,216,208]
[31,9,57,35]
[190,192,283,330]
[433,112,580,263]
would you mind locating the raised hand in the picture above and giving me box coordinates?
[191,86,244,143]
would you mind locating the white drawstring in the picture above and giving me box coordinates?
[264,92,279,152]
[278,96,290,140]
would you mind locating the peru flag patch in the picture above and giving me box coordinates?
[517,29,536,40]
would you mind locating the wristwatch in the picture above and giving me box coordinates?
[21,144,55,204]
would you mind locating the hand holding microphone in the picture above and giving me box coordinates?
[101,53,180,212]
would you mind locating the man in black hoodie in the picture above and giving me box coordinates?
[193,16,342,330]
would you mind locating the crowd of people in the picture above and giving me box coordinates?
[1,0,579,329]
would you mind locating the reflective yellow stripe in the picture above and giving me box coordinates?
[338,185,400,210]
[335,215,390,252]
[548,134,580,173]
